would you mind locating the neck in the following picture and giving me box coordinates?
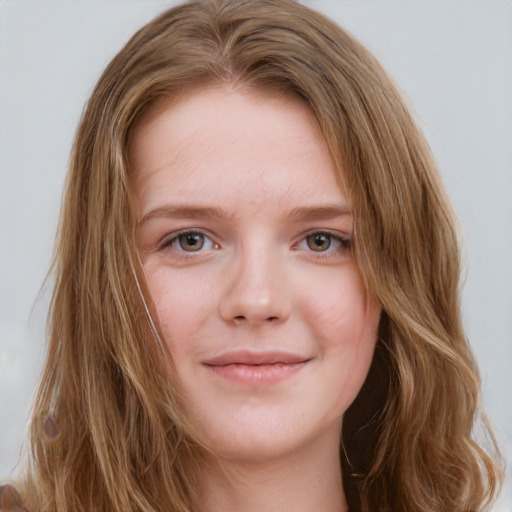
[195,430,348,512]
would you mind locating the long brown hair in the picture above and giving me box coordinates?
[18,1,502,511]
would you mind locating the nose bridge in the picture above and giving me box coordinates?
[219,239,291,325]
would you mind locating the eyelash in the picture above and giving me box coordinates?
[294,229,352,258]
[158,229,217,254]
[157,229,352,258]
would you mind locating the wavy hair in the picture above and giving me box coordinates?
[18,1,502,511]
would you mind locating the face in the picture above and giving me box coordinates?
[131,87,381,463]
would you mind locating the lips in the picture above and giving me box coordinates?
[203,350,311,385]
[204,349,309,366]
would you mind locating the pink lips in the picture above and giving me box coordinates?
[203,350,310,385]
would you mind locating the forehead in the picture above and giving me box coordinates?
[129,85,350,216]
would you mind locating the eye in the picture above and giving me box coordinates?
[297,230,352,255]
[160,230,216,252]
[176,232,206,252]
[306,233,332,252]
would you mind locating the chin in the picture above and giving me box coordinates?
[193,408,344,465]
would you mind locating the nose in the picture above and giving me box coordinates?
[219,245,292,326]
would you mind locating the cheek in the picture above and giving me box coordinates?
[303,267,380,345]
[144,265,219,350]
[301,267,381,397]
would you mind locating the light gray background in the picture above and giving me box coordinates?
[1,0,511,508]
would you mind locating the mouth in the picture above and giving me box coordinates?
[203,350,311,385]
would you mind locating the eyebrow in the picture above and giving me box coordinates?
[287,205,352,221]
[139,203,352,226]
[139,205,232,226]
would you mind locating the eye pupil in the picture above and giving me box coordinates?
[178,233,205,251]
[307,233,331,251]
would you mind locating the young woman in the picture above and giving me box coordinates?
[1,1,503,511]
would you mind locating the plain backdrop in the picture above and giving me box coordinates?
[1,0,511,508]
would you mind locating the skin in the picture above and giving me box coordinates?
[131,86,381,512]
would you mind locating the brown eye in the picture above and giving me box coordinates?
[177,233,205,251]
[306,233,331,252]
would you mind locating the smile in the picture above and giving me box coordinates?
[203,350,311,385]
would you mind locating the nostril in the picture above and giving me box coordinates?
[232,315,279,324]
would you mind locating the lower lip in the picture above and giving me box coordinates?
[204,362,307,385]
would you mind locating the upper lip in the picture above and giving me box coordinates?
[203,350,310,366]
